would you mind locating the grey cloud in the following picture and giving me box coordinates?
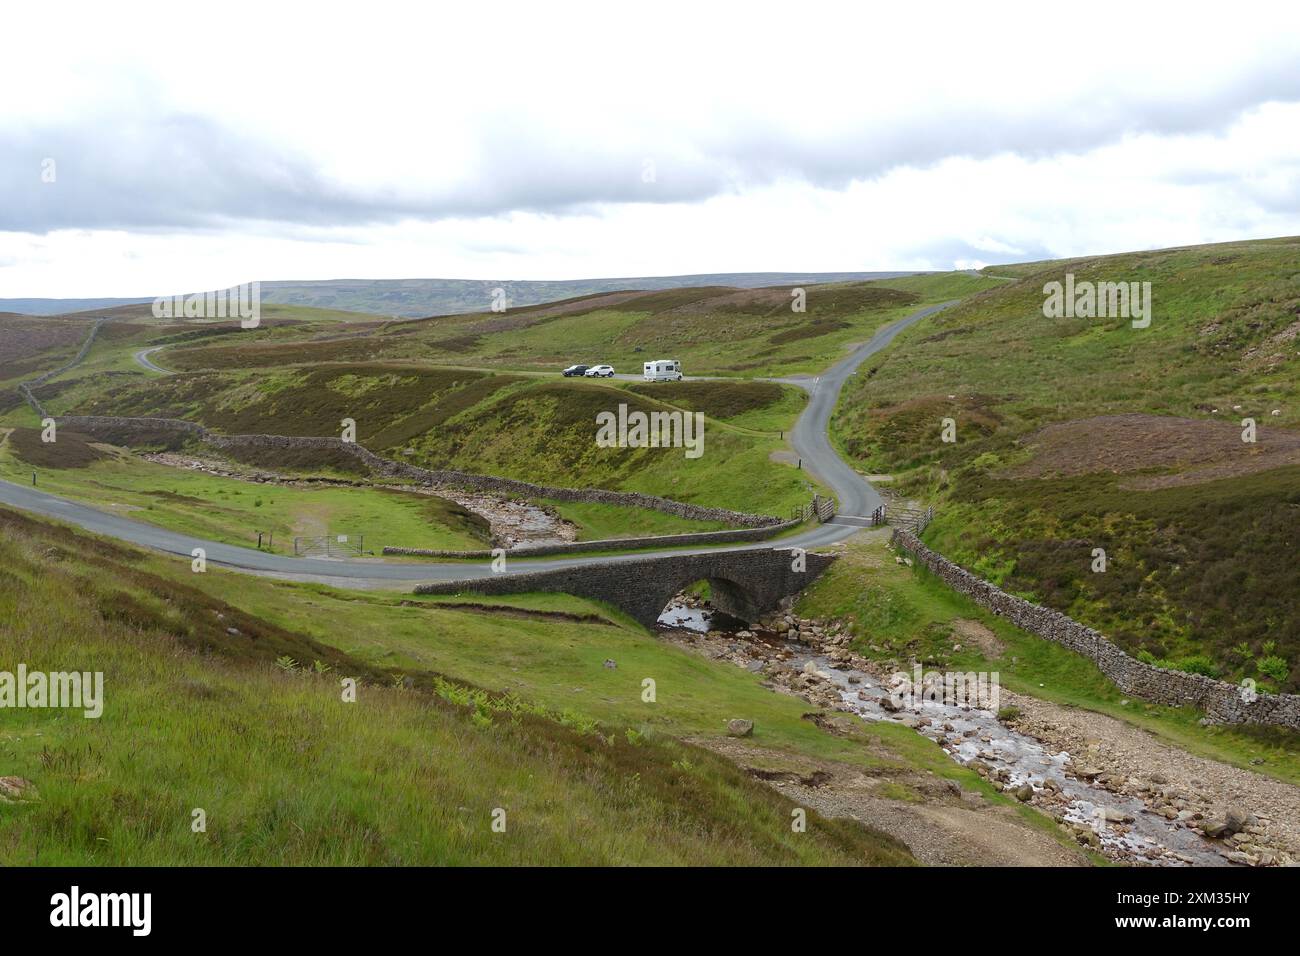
[704,55,1300,189]
[3,55,1299,235]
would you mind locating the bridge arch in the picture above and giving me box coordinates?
[654,573,767,629]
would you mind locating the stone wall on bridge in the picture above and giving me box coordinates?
[892,530,1300,730]
[55,415,781,528]
[412,548,836,628]
[383,519,801,558]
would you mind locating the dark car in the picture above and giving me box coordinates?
[562,364,589,377]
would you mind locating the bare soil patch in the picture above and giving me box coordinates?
[1007,413,1300,488]
[949,618,1006,657]
[697,737,1087,866]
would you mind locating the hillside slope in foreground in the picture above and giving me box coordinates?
[0,506,915,865]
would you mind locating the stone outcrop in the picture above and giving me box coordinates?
[55,415,782,528]
[891,530,1300,730]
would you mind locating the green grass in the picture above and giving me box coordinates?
[0,435,491,552]
[0,428,781,553]
[870,272,1009,300]
[0,506,913,866]
[926,466,1300,691]
[0,306,392,428]
[143,540,1051,818]
[189,572,908,770]
[544,500,733,538]
[622,380,806,434]
[394,379,816,515]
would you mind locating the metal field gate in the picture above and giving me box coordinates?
[293,534,365,557]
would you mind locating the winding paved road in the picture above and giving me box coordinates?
[1,301,954,585]
[133,346,171,373]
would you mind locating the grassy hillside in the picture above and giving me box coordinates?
[0,506,914,866]
[59,362,816,516]
[0,314,98,420]
[157,274,1003,377]
[84,510,1049,824]
[831,237,1300,689]
[0,305,388,430]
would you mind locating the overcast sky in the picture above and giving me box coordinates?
[2,0,1299,297]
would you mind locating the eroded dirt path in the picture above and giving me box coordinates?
[697,736,1088,866]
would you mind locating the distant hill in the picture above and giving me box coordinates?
[255,273,923,317]
[0,296,154,316]
[0,272,922,319]
[158,273,989,378]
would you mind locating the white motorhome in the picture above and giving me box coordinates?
[643,359,682,382]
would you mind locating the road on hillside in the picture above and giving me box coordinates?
[0,301,955,585]
[133,346,171,373]
[136,343,719,384]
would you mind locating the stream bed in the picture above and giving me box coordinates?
[657,599,1232,867]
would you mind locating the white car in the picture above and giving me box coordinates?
[584,364,615,378]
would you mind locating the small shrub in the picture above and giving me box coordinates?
[1258,656,1290,683]
[1173,655,1218,678]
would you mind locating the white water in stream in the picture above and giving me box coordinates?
[657,600,1232,867]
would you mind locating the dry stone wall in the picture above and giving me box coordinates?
[17,317,113,418]
[892,530,1300,730]
[383,518,801,558]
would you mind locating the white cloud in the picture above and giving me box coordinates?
[2,0,1299,295]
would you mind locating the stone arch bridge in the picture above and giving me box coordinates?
[412,548,836,628]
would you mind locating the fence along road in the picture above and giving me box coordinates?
[0,302,956,585]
